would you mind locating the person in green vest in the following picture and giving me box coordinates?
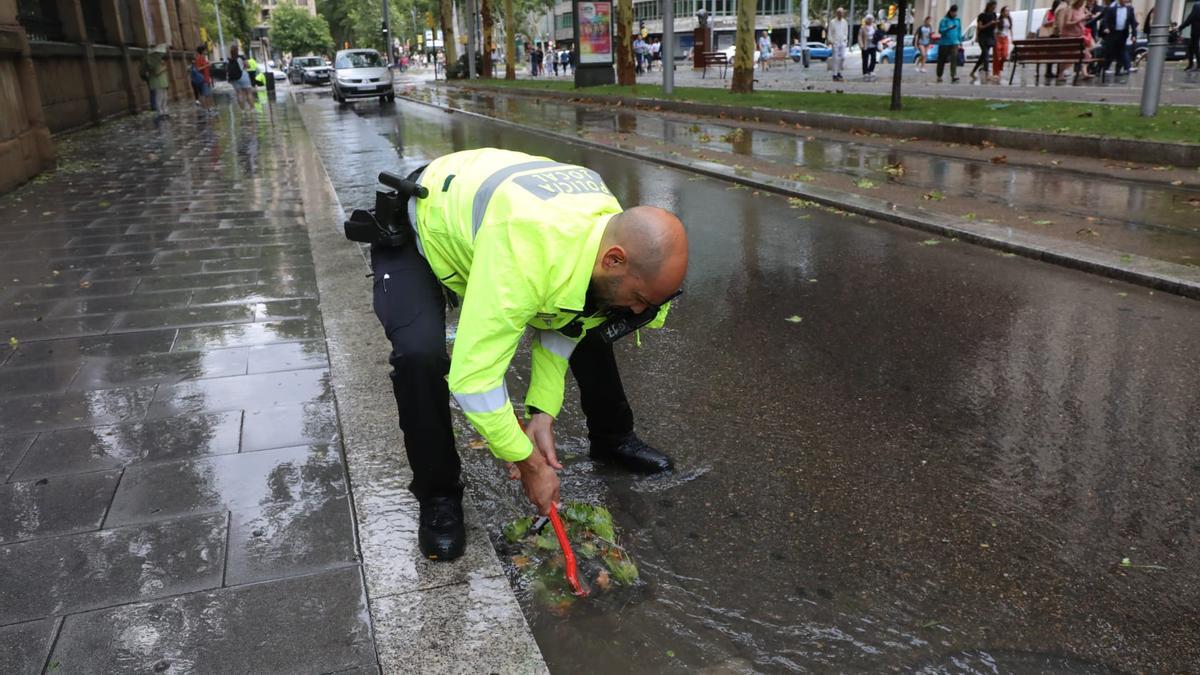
[246,55,261,88]
[363,148,689,561]
[140,43,170,118]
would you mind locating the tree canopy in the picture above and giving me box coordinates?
[270,3,336,56]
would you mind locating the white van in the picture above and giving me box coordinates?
[959,8,1052,61]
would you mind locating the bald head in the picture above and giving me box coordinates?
[591,206,688,314]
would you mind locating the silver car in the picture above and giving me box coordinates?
[332,49,394,104]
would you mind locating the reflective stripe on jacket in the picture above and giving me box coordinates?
[414,149,632,462]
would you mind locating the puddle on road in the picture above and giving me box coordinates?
[294,91,1200,673]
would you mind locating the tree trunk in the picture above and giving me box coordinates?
[730,0,757,92]
[440,0,458,66]
[616,0,635,85]
[481,0,494,77]
[503,0,515,78]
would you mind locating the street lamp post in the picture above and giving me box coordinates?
[382,0,392,63]
[1140,0,1174,116]
[663,0,674,93]
[213,0,226,58]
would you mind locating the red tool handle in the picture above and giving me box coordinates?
[549,507,587,597]
[514,411,588,598]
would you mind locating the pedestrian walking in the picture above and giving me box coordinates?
[992,7,1013,81]
[192,44,215,115]
[916,16,934,71]
[361,149,688,560]
[758,31,773,72]
[829,7,849,81]
[1055,0,1092,82]
[552,47,560,76]
[140,44,170,119]
[1183,1,1200,70]
[859,17,878,80]
[970,1,999,81]
[936,5,963,82]
[227,45,253,111]
[1100,0,1138,76]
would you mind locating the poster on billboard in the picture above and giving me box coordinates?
[577,1,613,65]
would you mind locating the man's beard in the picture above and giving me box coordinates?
[586,275,625,315]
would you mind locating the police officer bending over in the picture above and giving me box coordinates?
[351,148,689,561]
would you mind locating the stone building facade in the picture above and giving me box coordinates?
[0,0,202,192]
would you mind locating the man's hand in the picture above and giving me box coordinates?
[523,412,562,470]
[513,449,560,515]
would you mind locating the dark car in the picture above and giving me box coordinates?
[288,56,333,85]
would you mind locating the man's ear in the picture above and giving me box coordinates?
[602,246,627,269]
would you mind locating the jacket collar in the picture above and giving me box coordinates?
[556,213,610,313]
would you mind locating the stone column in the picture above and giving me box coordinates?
[101,0,139,113]
[55,0,102,124]
[0,0,56,191]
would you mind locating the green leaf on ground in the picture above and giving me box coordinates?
[921,239,941,246]
[854,178,876,189]
[8,337,17,349]
[503,516,534,543]
[1032,219,1054,226]
[923,191,945,201]
[785,315,803,323]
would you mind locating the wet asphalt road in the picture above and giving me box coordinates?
[296,90,1200,673]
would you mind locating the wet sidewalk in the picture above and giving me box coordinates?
[0,97,542,674]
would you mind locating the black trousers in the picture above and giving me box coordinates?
[971,39,994,75]
[936,43,959,79]
[370,243,635,502]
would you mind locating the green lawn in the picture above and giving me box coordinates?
[458,79,1200,145]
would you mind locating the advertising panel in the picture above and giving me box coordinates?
[577,1,613,65]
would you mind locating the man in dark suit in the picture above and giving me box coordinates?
[1182,1,1200,71]
[1100,0,1138,76]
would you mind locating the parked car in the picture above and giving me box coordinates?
[332,49,394,104]
[880,35,941,63]
[288,56,332,85]
[805,42,832,60]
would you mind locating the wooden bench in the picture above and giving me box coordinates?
[701,51,729,79]
[1008,37,1093,84]
[768,48,790,68]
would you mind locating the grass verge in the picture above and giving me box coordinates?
[457,79,1200,145]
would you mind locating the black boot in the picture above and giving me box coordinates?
[418,496,466,561]
[590,433,674,474]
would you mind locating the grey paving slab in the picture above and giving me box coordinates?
[0,362,80,397]
[240,399,340,452]
[0,330,177,369]
[110,304,256,332]
[49,566,375,675]
[245,340,329,375]
[0,279,140,304]
[148,367,330,418]
[11,411,242,480]
[70,348,250,390]
[0,434,36,481]
[371,576,547,675]
[188,281,319,305]
[251,298,322,323]
[0,314,115,342]
[105,443,346,526]
[0,618,59,675]
[172,318,324,352]
[0,385,155,435]
[135,271,259,293]
[0,513,226,625]
[0,470,120,544]
[45,289,194,319]
[226,494,358,586]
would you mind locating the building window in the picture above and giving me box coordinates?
[16,0,64,41]
[557,12,574,29]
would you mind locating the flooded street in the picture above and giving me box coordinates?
[295,91,1200,673]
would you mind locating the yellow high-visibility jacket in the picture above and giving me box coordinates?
[413,149,667,462]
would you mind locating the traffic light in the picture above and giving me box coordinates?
[425,11,435,28]
[888,4,896,19]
